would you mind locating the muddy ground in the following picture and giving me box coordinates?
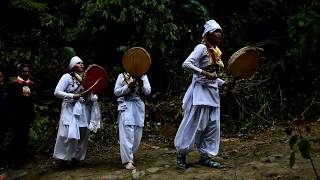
[1,121,320,180]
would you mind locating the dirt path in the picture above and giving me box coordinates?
[1,122,320,180]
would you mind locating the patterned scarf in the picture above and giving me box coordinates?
[74,72,83,83]
[17,76,31,96]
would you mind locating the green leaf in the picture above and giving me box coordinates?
[298,20,305,27]
[181,0,209,20]
[60,47,76,61]
[10,0,48,12]
[289,151,295,168]
[116,45,128,53]
[289,135,298,149]
[297,139,311,159]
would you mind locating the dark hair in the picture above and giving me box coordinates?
[204,29,222,37]
[16,62,29,72]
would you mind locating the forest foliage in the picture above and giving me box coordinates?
[1,0,320,150]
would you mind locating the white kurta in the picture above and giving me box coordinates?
[174,44,225,157]
[114,73,151,164]
[53,73,94,161]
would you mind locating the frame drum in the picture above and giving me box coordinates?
[82,64,108,94]
[122,47,151,76]
[227,46,260,78]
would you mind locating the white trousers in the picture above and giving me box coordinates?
[174,105,220,157]
[119,117,143,164]
[53,124,89,161]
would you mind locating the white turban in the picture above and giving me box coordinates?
[69,56,83,70]
[202,19,222,37]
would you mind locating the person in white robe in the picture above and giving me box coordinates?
[53,56,101,167]
[174,19,225,169]
[114,72,151,170]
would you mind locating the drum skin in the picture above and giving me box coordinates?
[227,46,260,78]
[82,64,108,94]
[122,47,151,76]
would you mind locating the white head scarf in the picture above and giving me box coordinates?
[69,56,83,70]
[202,19,222,37]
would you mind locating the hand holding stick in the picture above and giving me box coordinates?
[80,78,102,96]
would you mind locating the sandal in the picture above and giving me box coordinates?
[199,158,224,169]
[124,162,135,170]
[176,153,187,170]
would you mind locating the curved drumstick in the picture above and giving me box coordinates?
[80,78,102,96]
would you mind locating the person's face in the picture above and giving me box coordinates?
[74,62,84,73]
[20,67,30,80]
[207,31,222,46]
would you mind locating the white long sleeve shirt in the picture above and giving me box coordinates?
[182,44,225,111]
[114,73,151,127]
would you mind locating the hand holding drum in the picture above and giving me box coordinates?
[222,46,262,92]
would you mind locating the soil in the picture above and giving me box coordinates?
[1,121,320,180]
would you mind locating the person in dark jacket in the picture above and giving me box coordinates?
[8,63,36,168]
[0,69,10,166]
